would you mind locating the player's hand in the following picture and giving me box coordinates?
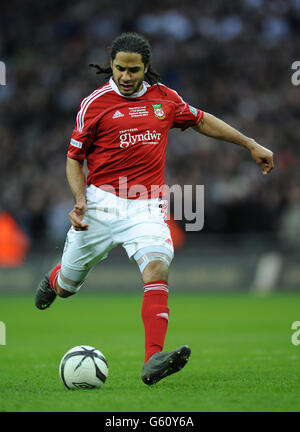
[249,141,274,175]
[69,202,89,231]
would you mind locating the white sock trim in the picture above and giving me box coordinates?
[144,283,169,293]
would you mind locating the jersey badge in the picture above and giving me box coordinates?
[152,104,165,119]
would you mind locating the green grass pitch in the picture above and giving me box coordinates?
[0,291,300,412]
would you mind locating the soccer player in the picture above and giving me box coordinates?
[35,32,274,385]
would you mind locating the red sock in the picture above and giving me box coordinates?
[49,264,61,292]
[141,280,169,363]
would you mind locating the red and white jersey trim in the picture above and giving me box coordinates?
[76,83,112,132]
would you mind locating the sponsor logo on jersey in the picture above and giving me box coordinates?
[70,138,83,149]
[152,104,165,119]
[119,130,162,148]
[112,110,124,119]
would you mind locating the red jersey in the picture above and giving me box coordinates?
[67,77,203,198]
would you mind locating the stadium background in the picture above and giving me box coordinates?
[1,0,300,294]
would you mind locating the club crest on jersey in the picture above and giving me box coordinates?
[152,104,165,119]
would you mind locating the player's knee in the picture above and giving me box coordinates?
[134,247,173,283]
[56,285,75,298]
[56,269,86,297]
[142,260,169,284]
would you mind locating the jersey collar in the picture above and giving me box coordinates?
[109,77,149,98]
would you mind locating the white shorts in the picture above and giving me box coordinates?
[58,185,174,293]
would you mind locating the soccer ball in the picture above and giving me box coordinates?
[59,345,108,389]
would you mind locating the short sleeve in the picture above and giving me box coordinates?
[171,91,204,131]
[67,100,98,160]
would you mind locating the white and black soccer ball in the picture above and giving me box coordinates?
[59,345,108,390]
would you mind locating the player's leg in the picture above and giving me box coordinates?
[57,285,74,298]
[35,261,85,310]
[140,259,170,362]
[142,259,169,284]
[35,225,97,310]
[35,187,114,310]
[124,240,191,385]
[118,197,191,384]
[35,230,114,310]
[136,250,191,385]
[47,264,74,298]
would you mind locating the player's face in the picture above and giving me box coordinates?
[110,52,148,96]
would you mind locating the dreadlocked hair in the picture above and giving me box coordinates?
[89,32,167,95]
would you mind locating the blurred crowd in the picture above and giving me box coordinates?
[1,0,300,250]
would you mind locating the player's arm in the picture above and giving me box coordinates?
[66,157,89,231]
[192,112,274,175]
